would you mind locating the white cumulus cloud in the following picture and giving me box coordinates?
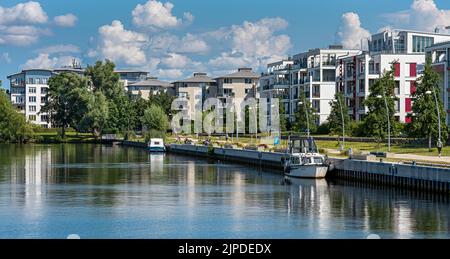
[54,13,78,27]
[0,1,48,25]
[383,0,450,32]
[22,53,82,69]
[336,12,371,49]
[150,33,210,54]
[0,25,51,46]
[132,0,194,30]
[206,17,292,70]
[97,20,148,66]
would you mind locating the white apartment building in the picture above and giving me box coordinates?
[260,46,360,125]
[8,69,54,128]
[339,29,450,123]
[426,41,450,126]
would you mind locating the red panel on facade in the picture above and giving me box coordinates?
[410,81,416,95]
[405,98,412,112]
[405,117,412,124]
[410,63,416,77]
[394,63,400,77]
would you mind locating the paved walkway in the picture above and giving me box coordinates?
[390,153,450,163]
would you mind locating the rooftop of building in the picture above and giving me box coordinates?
[114,69,149,74]
[426,40,450,49]
[372,28,450,37]
[215,68,260,79]
[7,69,54,79]
[173,73,215,83]
[129,77,173,88]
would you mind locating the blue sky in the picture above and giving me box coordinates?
[1,0,450,89]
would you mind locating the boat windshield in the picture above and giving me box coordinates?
[313,157,324,164]
[291,156,301,165]
[290,137,319,153]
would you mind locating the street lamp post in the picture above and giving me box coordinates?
[377,94,391,152]
[333,97,345,151]
[426,89,443,157]
[298,101,310,138]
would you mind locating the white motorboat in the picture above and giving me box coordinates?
[283,137,328,179]
[148,138,166,152]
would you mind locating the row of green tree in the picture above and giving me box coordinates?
[291,58,448,148]
[0,80,35,142]
[42,60,172,141]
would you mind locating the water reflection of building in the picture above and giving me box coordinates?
[149,154,165,173]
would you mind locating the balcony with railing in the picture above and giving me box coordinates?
[322,60,336,67]
[273,90,290,100]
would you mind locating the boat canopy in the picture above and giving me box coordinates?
[289,137,318,154]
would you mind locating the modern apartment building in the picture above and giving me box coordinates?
[339,29,450,123]
[115,69,149,89]
[260,46,360,125]
[173,73,216,119]
[215,68,259,100]
[426,41,450,126]
[127,77,174,99]
[7,69,54,128]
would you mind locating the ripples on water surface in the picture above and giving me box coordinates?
[0,144,448,239]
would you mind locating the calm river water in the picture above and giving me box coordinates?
[0,144,448,239]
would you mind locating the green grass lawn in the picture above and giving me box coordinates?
[34,131,97,142]
[315,140,450,157]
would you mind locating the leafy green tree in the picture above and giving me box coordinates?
[78,91,109,138]
[129,93,148,132]
[148,91,175,116]
[327,92,351,140]
[363,64,400,144]
[141,104,169,133]
[293,94,318,135]
[85,60,131,134]
[42,72,87,138]
[0,89,34,143]
[411,57,448,150]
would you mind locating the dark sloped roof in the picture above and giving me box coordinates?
[215,68,260,79]
[129,77,173,88]
[174,73,215,83]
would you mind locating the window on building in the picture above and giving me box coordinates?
[312,100,320,113]
[405,98,412,113]
[29,87,36,93]
[29,106,36,112]
[27,78,34,84]
[359,80,365,92]
[313,85,320,97]
[394,63,400,77]
[42,78,48,84]
[41,115,49,123]
[41,87,48,94]
[394,81,400,95]
[36,78,41,84]
[28,115,36,121]
[245,79,253,84]
[409,63,417,77]
[394,101,400,113]
[412,36,434,53]
[41,97,47,103]
[224,78,233,84]
[29,96,36,103]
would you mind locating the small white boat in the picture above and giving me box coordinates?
[148,138,166,152]
[283,137,328,179]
